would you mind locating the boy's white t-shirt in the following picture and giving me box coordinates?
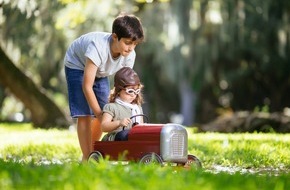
[64,32,135,78]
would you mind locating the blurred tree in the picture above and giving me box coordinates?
[0,0,143,127]
[137,0,290,126]
[0,0,70,128]
[194,0,290,123]
[134,2,180,123]
[227,0,290,111]
[136,0,202,125]
[170,0,196,125]
[0,46,69,128]
[1,0,290,129]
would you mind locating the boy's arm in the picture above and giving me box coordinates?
[83,58,102,117]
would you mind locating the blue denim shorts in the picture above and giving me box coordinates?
[65,66,110,118]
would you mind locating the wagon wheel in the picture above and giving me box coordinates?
[139,153,163,166]
[184,154,202,169]
[130,114,149,126]
[88,151,103,163]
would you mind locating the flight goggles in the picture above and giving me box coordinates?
[124,88,141,95]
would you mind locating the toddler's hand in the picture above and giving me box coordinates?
[119,118,131,127]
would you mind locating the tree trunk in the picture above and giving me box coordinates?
[0,47,70,128]
[172,0,195,126]
[180,80,195,126]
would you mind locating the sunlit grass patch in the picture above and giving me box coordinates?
[187,129,290,174]
[0,123,289,190]
[0,123,80,164]
[0,159,289,190]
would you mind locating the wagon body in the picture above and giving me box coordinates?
[92,123,188,163]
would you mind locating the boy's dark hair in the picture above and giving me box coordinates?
[112,13,144,42]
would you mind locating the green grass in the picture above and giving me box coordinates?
[0,123,289,190]
[188,132,290,170]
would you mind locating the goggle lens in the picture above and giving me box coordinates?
[125,88,140,95]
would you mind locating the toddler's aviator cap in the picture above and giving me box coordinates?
[114,67,140,90]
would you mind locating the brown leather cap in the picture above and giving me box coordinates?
[114,67,140,90]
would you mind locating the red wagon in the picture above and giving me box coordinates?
[89,115,201,168]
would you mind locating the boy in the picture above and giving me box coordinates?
[64,13,144,161]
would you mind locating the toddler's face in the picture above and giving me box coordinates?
[119,85,140,103]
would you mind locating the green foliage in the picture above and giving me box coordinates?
[254,105,270,113]
[1,0,290,129]
[0,124,289,189]
[187,131,290,170]
[0,123,81,164]
[1,160,289,190]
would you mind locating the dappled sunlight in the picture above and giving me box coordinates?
[207,164,289,176]
[0,125,78,150]
[0,124,81,165]
[205,1,223,24]
[186,130,290,174]
[0,124,289,190]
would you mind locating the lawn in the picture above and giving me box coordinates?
[0,123,289,190]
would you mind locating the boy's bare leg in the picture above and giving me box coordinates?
[91,118,102,147]
[77,116,92,162]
